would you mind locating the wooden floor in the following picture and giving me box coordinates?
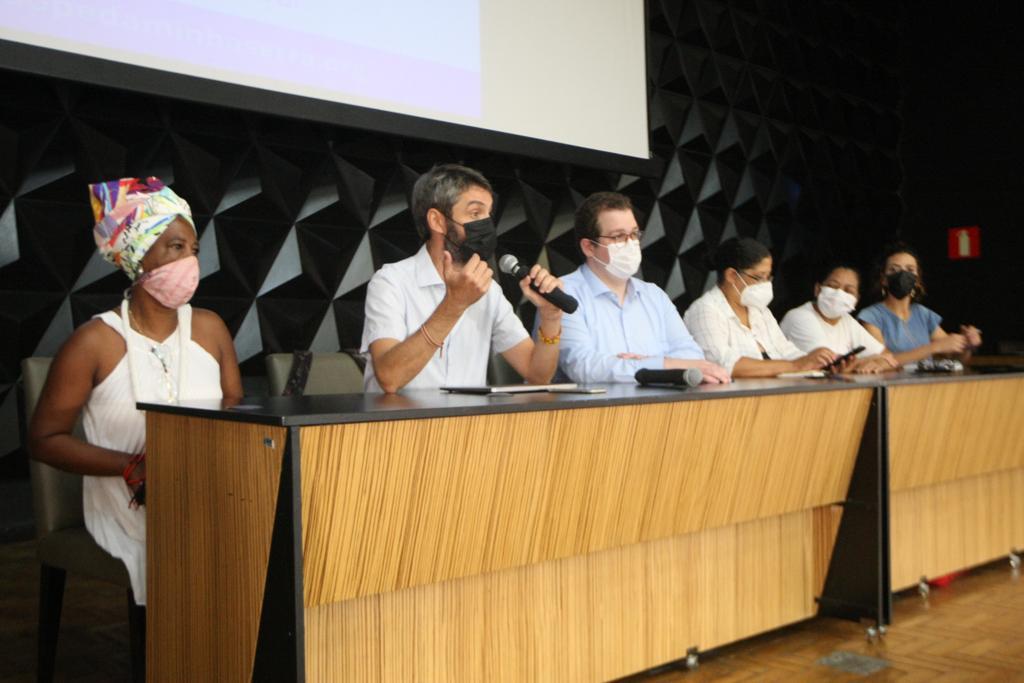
[1,539,1022,682]
[624,562,1024,682]
[1,540,131,682]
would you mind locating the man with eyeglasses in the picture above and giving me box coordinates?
[550,191,730,384]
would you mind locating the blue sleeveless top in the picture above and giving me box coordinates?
[857,302,942,354]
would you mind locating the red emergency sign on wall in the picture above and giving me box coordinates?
[948,225,981,260]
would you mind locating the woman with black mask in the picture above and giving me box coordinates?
[858,243,981,365]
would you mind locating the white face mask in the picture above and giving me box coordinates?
[816,286,857,319]
[593,239,642,280]
[732,272,773,309]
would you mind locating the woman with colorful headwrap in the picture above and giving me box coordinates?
[28,177,242,608]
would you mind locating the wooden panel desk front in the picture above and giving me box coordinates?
[143,381,873,682]
[886,372,1024,589]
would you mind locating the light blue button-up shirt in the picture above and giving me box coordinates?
[553,264,705,383]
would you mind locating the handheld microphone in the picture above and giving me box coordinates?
[634,368,703,388]
[498,254,579,314]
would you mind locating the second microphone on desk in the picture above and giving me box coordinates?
[498,254,579,314]
[635,368,704,388]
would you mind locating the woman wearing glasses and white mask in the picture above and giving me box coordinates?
[684,237,837,378]
[858,242,981,364]
[28,177,242,612]
[781,264,898,373]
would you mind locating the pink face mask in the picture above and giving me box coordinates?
[138,255,200,308]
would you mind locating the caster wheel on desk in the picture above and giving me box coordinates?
[878,624,888,636]
[685,647,699,670]
[1010,551,1021,571]
[866,626,879,641]
[917,577,930,598]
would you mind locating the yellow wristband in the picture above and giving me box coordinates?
[538,326,560,345]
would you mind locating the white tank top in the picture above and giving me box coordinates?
[82,303,223,605]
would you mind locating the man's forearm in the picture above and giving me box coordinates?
[373,297,465,392]
[522,317,562,384]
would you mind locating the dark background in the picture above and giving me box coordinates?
[0,0,1019,533]
[898,3,1024,348]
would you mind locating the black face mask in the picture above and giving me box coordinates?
[886,270,917,299]
[444,216,497,263]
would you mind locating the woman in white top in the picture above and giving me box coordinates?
[780,264,898,373]
[683,237,836,378]
[28,177,242,607]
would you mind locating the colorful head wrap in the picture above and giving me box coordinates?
[89,177,195,281]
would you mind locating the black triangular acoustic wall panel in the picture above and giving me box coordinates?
[0,0,902,460]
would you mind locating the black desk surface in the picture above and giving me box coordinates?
[139,377,868,427]
[138,368,1024,428]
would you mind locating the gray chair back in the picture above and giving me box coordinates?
[487,351,524,386]
[21,357,86,539]
[265,352,365,396]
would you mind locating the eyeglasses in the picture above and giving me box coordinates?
[593,229,643,245]
[739,270,773,284]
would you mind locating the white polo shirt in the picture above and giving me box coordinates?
[360,245,529,392]
[780,301,885,357]
[683,285,802,375]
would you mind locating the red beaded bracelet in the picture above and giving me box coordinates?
[122,452,145,486]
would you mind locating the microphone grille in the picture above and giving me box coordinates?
[498,254,519,274]
[683,368,704,387]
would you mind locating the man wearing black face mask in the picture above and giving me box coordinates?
[442,213,498,264]
[360,163,566,393]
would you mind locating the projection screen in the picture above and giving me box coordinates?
[0,0,653,173]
